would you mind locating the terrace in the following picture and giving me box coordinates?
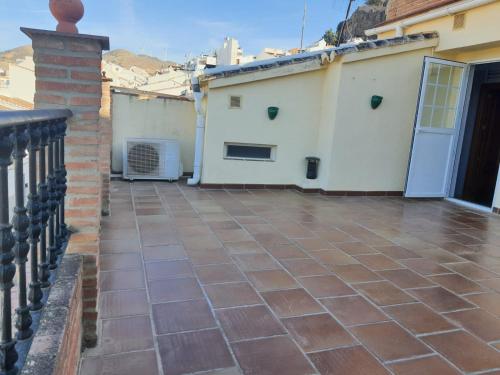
[79,180,500,375]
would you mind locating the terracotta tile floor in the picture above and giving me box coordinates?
[79,181,500,375]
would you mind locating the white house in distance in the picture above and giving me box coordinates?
[2,56,35,103]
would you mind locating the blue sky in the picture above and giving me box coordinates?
[0,0,364,62]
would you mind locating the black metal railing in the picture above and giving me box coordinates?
[0,109,71,375]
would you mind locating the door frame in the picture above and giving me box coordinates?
[405,56,470,198]
[449,59,500,209]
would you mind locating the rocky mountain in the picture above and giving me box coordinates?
[0,45,176,75]
[337,1,388,43]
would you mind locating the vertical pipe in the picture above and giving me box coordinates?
[11,127,33,340]
[59,122,67,241]
[38,124,50,287]
[27,124,43,312]
[0,127,18,374]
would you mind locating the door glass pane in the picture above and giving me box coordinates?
[419,62,464,130]
[428,64,439,83]
[432,107,445,128]
[421,106,432,127]
[438,65,452,85]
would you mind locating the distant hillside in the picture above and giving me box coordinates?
[0,45,176,75]
[104,49,177,75]
[0,45,33,71]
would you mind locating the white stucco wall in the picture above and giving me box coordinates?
[111,92,196,173]
[325,48,432,192]
[201,69,325,186]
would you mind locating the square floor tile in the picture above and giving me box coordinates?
[389,355,461,375]
[374,245,421,260]
[100,253,142,271]
[266,244,308,259]
[351,322,431,361]
[158,329,234,375]
[429,273,484,294]
[281,258,329,277]
[299,275,355,298]
[146,260,194,280]
[261,288,324,318]
[409,287,475,312]
[195,263,245,284]
[216,305,286,342]
[100,289,149,319]
[400,258,451,276]
[321,296,388,326]
[355,254,403,271]
[444,262,499,280]
[152,299,216,334]
[232,253,280,271]
[282,314,356,352]
[334,242,377,255]
[309,346,390,375]
[224,241,265,255]
[355,281,415,306]
[330,264,382,283]
[466,293,500,317]
[80,350,160,375]
[310,249,358,266]
[101,315,154,355]
[186,248,232,266]
[143,245,187,261]
[383,303,456,335]
[422,330,500,373]
[232,336,315,375]
[445,308,500,342]
[204,282,262,308]
[294,238,333,251]
[246,270,298,292]
[100,269,145,292]
[149,277,203,303]
[377,269,434,289]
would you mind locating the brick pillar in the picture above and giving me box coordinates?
[22,28,110,347]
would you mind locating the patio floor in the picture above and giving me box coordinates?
[79,180,500,375]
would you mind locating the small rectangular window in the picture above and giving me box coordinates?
[224,143,275,161]
[229,95,241,109]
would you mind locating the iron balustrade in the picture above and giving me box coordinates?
[0,109,71,375]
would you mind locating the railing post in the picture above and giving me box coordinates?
[27,124,43,312]
[58,122,68,242]
[0,127,18,375]
[47,124,57,270]
[53,124,61,258]
[38,123,50,288]
[11,127,33,341]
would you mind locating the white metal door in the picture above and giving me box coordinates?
[405,57,467,198]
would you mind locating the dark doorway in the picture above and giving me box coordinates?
[461,83,500,206]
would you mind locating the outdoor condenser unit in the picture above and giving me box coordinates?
[123,138,183,181]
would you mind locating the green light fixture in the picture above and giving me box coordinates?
[268,106,279,120]
[371,95,383,110]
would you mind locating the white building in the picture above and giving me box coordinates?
[216,37,256,66]
[6,56,35,103]
[101,61,150,88]
[139,67,193,97]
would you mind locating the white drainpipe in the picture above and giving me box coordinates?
[188,73,205,186]
[365,0,498,37]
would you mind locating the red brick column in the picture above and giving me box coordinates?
[22,27,109,347]
[99,75,113,216]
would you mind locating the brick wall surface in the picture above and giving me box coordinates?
[23,28,109,348]
[386,0,460,21]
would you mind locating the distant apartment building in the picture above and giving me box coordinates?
[2,56,35,103]
[102,61,149,88]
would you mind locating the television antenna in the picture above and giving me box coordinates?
[300,0,307,51]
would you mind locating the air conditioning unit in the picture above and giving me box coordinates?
[123,138,183,181]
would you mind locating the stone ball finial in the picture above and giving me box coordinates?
[49,0,84,33]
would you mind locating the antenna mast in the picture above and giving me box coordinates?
[337,0,355,47]
[300,0,307,51]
